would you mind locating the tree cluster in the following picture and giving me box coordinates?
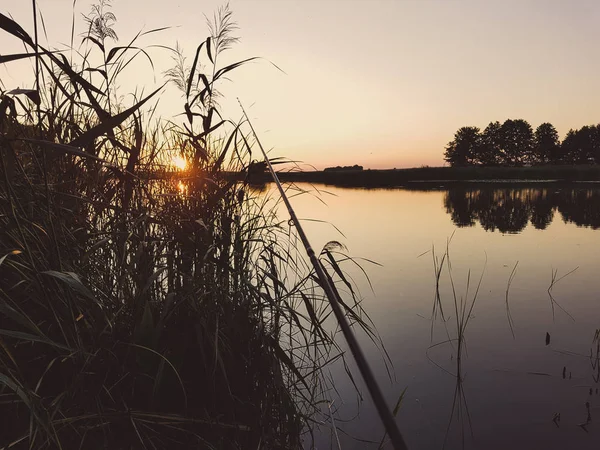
[323,165,364,172]
[444,120,600,167]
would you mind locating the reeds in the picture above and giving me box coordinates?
[505,261,518,338]
[0,3,376,449]
[547,266,578,321]
[426,238,485,449]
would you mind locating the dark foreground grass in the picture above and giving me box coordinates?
[0,4,379,449]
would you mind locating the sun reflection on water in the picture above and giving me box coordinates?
[177,181,188,195]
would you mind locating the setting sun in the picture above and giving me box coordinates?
[172,155,188,171]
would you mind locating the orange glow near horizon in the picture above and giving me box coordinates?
[172,155,188,171]
[5,1,600,170]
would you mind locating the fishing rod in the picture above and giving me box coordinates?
[237,99,408,450]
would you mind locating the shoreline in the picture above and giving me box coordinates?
[259,165,600,188]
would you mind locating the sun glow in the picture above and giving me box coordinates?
[172,155,188,171]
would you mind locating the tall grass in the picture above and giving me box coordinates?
[0,3,377,448]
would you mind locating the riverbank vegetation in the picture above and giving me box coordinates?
[323,165,364,172]
[265,165,600,188]
[444,120,600,167]
[0,3,375,449]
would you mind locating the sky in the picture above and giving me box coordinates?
[2,0,600,169]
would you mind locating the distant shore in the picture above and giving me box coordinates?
[255,165,600,188]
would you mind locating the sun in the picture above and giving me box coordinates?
[172,155,188,171]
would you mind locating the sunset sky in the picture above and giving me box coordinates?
[2,0,600,169]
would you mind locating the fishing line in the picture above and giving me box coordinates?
[238,99,408,450]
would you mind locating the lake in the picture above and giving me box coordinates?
[281,183,600,449]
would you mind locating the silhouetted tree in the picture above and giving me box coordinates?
[324,165,364,172]
[533,123,560,164]
[477,121,503,166]
[444,120,600,167]
[586,124,600,164]
[576,126,597,164]
[500,119,534,166]
[560,129,580,164]
[444,126,481,166]
[560,126,600,164]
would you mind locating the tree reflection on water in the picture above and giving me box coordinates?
[443,187,600,233]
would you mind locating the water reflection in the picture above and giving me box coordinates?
[284,183,600,449]
[443,187,600,233]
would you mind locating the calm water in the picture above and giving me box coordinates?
[284,184,600,449]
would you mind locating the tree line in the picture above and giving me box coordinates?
[324,165,364,172]
[444,120,600,167]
